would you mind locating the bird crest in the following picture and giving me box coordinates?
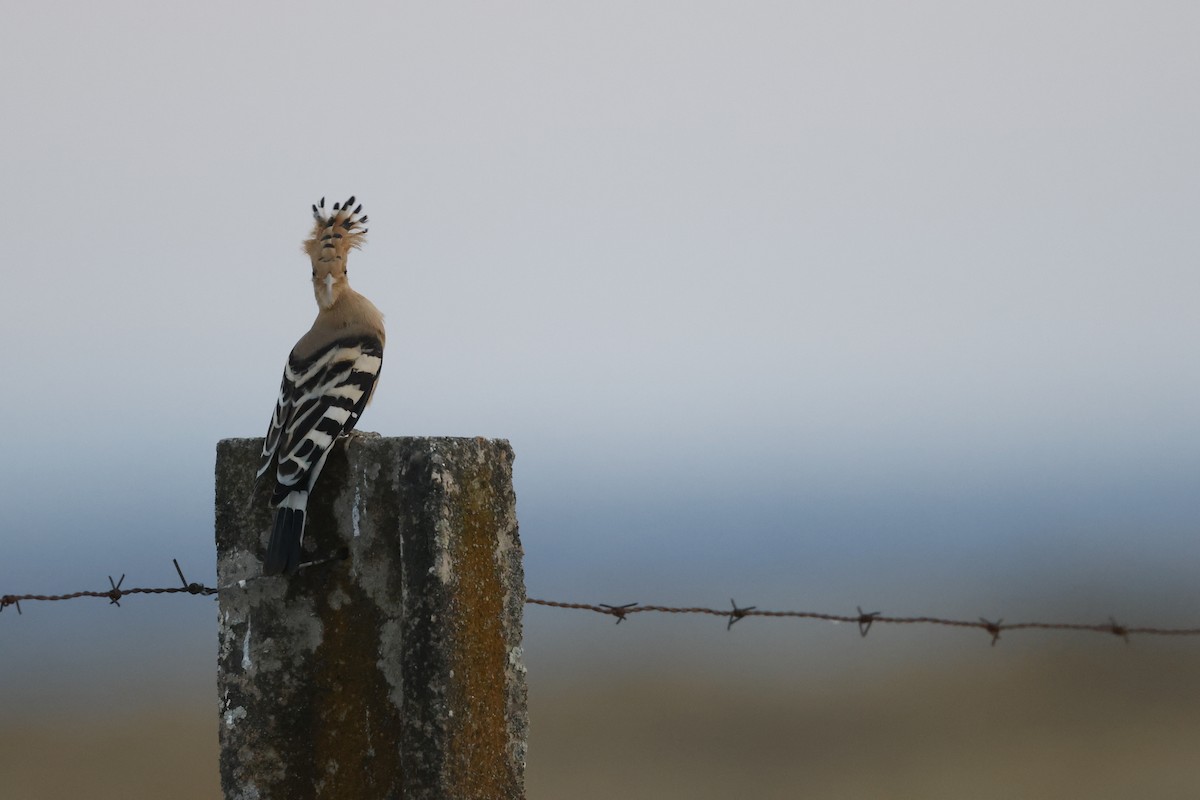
[305,195,369,264]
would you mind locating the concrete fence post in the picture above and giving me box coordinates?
[214,434,527,800]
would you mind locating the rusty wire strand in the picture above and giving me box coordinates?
[5,564,1200,643]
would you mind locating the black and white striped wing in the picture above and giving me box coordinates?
[257,335,383,505]
[256,373,291,481]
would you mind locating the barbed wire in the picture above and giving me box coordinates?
[0,560,217,614]
[5,560,1200,645]
[524,598,1200,644]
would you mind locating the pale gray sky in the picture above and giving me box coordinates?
[1,3,1197,701]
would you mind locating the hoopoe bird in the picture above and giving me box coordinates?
[256,196,386,575]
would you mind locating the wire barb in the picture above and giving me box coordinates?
[980,617,1004,646]
[107,574,126,606]
[857,606,881,638]
[727,598,757,630]
[599,602,639,625]
[173,558,207,595]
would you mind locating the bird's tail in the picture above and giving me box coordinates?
[304,195,368,263]
[264,495,308,576]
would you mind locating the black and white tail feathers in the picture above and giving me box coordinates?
[266,506,306,577]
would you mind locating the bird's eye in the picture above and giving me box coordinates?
[312,270,316,277]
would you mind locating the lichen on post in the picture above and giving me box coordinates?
[214,434,527,799]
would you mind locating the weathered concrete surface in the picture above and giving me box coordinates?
[215,434,527,800]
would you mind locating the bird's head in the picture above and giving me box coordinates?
[303,195,368,310]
